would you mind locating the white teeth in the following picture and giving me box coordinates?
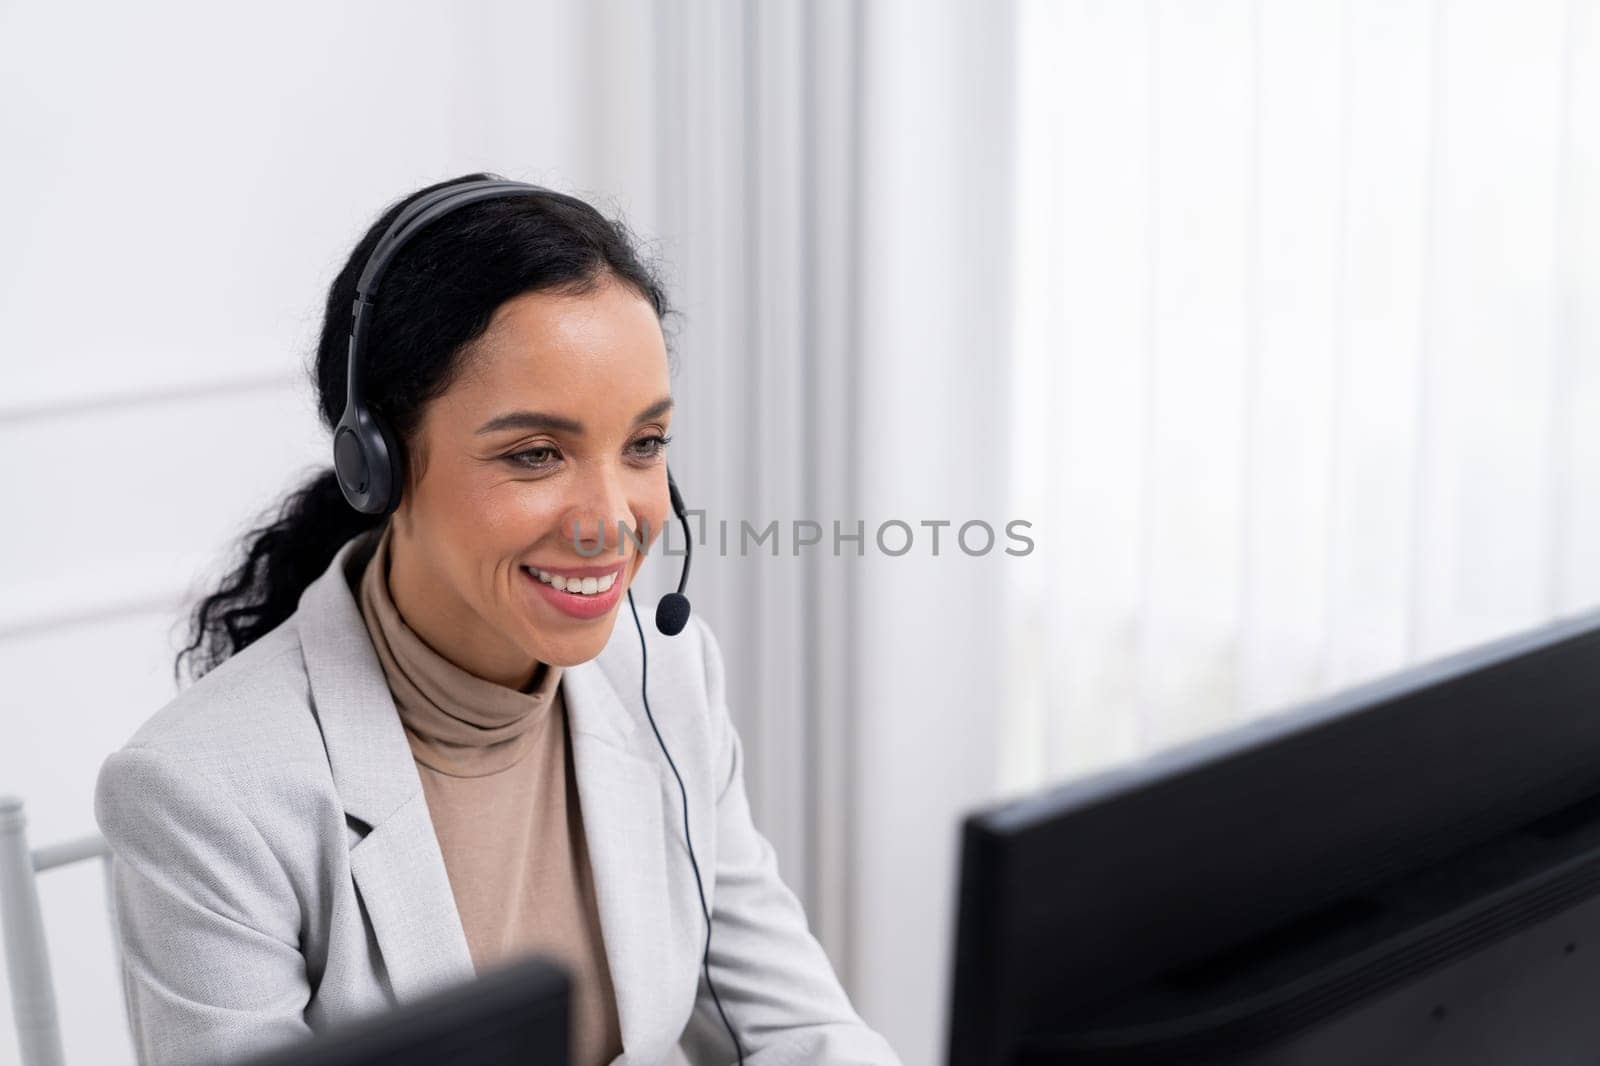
[526,568,618,596]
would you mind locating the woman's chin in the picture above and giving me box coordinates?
[524,616,621,668]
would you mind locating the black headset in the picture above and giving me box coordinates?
[333,177,743,1062]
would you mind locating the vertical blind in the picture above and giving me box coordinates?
[1004,0,1600,794]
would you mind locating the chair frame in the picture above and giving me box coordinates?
[0,795,114,1066]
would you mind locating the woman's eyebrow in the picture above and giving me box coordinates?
[634,396,675,423]
[475,395,674,436]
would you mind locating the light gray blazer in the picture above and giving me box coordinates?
[93,530,901,1066]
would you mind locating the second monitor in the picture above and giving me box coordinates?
[949,608,1600,1065]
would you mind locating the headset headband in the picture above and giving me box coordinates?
[346,179,546,408]
[335,179,545,515]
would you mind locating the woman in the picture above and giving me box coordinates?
[93,174,901,1066]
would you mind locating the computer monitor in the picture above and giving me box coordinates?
[233,954,569,1066]
[948,608,1600,1066]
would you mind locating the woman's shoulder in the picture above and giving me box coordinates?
[105,616,334,807]
[94,616,346,938]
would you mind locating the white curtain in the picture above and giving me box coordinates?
[645,6,1017,1063]
[1005,0,1600,796]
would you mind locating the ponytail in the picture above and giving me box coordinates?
[173,468,380,685]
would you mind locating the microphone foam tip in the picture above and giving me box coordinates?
[655,593,691,637]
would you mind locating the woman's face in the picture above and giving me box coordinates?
[388,276,674,686]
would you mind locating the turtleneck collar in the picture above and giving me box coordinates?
[355,521,564,779]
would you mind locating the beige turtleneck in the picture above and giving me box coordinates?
[354,522,624,1066]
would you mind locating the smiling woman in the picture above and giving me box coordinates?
[91,174,903,1066]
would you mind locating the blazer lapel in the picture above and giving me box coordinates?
[295,531,476,1004]
[345,791,475,1002]
[563,654,698,1065]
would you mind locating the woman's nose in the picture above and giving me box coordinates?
[564,472,636,559]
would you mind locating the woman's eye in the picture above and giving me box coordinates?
[509,446,560,469]
[630,434,672,461]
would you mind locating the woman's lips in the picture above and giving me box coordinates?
[521,562,627,620]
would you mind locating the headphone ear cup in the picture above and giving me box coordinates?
[371,412,405,516]
[333,401,404,516]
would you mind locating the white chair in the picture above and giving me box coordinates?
[0,795,115,1066]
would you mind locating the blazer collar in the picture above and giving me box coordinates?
[295,530,689,1064]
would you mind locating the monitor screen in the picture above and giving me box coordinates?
[232,954,569,1066]
[948,608,1600,1065]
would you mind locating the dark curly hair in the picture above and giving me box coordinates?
[173,172,675,685]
